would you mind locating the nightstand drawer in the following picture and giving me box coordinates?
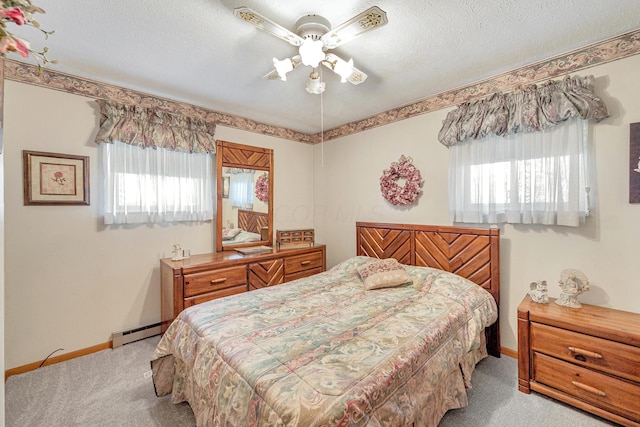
[184,266,247,297]
[284,251,324,275]
[531,323,640,383]
[534,352,640,422]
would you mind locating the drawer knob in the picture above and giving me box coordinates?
[300,260,311,266]
[571,381,606,397]
[210,278,228,285]
[568,346,603,360]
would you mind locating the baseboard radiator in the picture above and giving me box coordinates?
[112,322,162,348]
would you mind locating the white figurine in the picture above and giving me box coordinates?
[634,156,640,173]
[171,243,183,261]
[529,280,549,303]
[555,269,589,308]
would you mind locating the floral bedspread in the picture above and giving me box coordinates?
[152,256,498,426]
[227,230,261,244]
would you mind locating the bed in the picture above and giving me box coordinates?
[355,222,500,357]
[222,209,268,245]
[152,222,500,426]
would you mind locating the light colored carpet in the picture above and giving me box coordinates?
[5,336,616,426]
[5,336,194,426]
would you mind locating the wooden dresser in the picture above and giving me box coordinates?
[160,244,326,332]
[518,295,640,426]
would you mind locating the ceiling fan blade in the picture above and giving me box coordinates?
[235,7,304,47]
[263,69,281,80]
[321,6,388,49]
[322,53,368,85]
[264,55,303,80]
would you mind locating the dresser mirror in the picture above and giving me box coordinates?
[216,140,273,252]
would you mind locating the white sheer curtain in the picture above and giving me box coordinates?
[102,140,214,224]
[448,118,591,227]
[229,172,254,209]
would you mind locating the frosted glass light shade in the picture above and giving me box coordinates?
[273,57,293,81]
[299,38,325,68]
[305,72,325,94]
[334,58,354,82]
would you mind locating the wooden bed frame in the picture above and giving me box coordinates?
[356,221,501,357]
[237,209,268,234]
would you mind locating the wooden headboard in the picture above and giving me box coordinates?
[356,221,501,357]
[238,209,268,234]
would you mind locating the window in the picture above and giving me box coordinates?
[101,141,214,224]
[449,118,591,227]
[228,171,254,208]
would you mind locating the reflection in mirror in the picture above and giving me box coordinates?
[216,140,273,252]
[221,168,269,246]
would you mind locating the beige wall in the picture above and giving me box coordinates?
[2,82,315,369]
[314,54,640,353]
[1,117,5,427]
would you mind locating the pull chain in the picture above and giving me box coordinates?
[320,66,324,168]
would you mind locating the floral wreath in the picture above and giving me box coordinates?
[255,173,269,202]
[379,155,423,205]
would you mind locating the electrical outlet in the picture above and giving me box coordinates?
[143,370,153,379]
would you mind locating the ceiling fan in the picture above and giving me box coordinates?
[234,6,388,94]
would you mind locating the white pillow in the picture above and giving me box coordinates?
[222,228,242,240]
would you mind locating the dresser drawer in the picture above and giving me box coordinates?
[184,266,247,297]
[284,251,324,275]
[531,322,640,383]
[183,284,248,308]
[533,352,640,422]
[285,266,324,282]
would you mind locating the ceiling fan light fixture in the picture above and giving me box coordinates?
[299,38,325,68]
[273,57,294,81]
[234,6,387,93]
[305,70,325,94]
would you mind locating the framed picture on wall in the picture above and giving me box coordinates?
[631,122,640,204]
[222,176,230,199]
[23,150,90,205]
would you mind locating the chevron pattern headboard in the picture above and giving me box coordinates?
[356,221,501,356]
[238,209,268,234]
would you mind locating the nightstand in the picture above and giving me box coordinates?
[518,295,640,426]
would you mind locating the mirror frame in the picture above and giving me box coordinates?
[216,140,274,252]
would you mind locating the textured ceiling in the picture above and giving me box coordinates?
[10,0,640,135]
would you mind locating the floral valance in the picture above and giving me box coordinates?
[438,75,609,147]
[223,167,253,174]
[94,99,216,153]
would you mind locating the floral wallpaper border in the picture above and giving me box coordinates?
[5,29,640,144]
[4,59,314,144]
[321,29,640,142]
